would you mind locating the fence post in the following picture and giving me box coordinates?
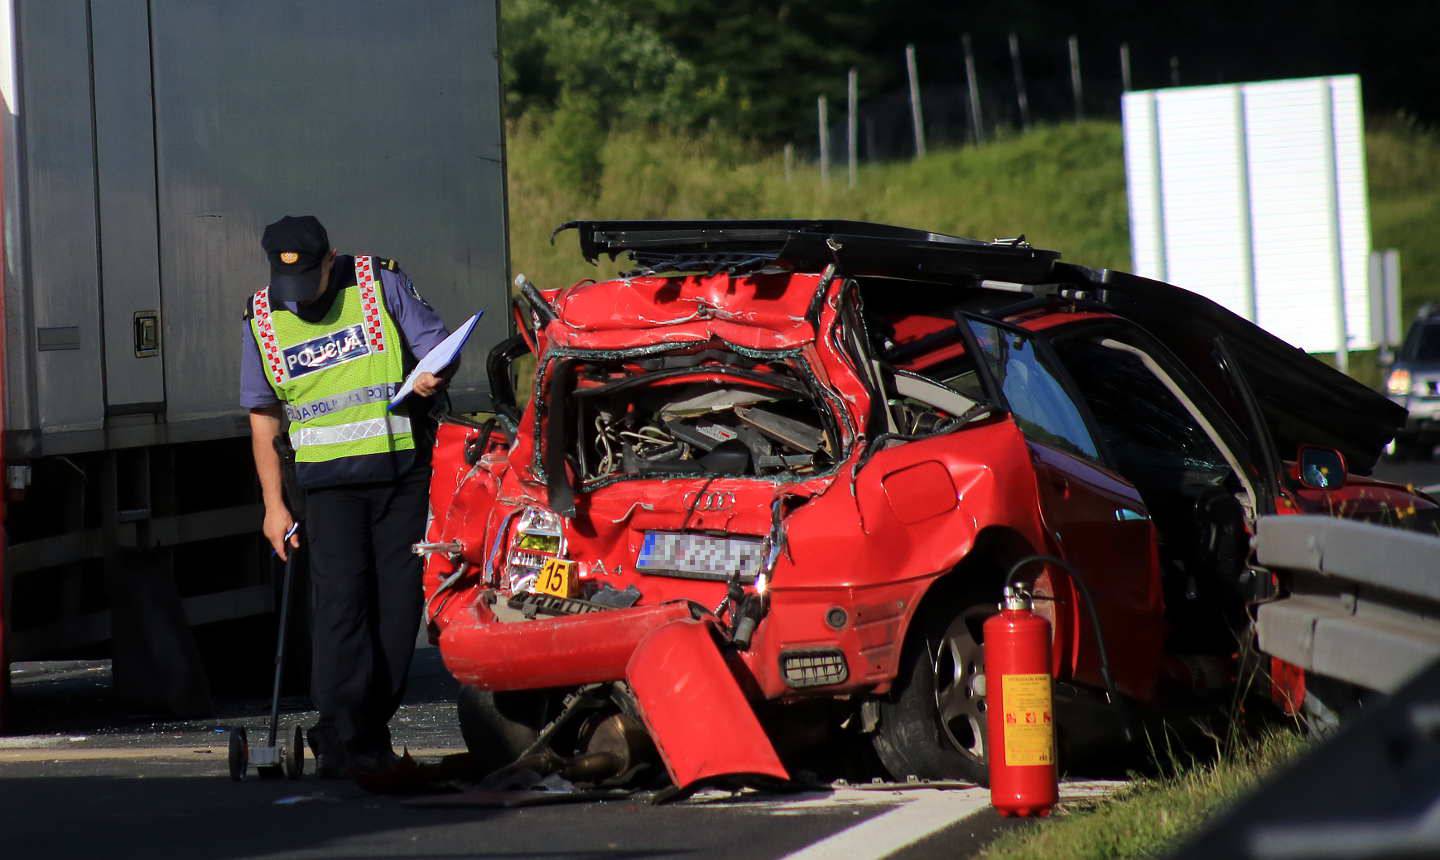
[963,33,983,145]
[784,143,794,183]
[1068,35,1084,121]
[1120,42,1132,92]
[847,67,858,189]
[1009,32,1030,129]
[818,96,830,185]
[1170,55,1181,86]
[905,44,927,159]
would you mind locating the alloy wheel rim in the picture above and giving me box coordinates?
[932,606,992,762]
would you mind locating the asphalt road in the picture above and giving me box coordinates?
[4,453,1434,860]
[3,645,1107,860]
[1373,455,1440,492]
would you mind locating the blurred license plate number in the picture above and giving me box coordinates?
[536,558,577,598]
[637,532,762,579]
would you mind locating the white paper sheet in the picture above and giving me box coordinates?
[388,310,483,410]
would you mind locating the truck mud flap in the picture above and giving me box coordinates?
[626,618,790,793]
[439,601,695,691]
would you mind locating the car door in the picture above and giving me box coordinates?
[965,318,1166,701]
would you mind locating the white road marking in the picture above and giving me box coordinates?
[779,788,992,860]
[0,744,467,764]
[0,736,89,749]
[772,780,1127,860]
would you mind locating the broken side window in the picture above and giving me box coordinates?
[965,319,1100,461]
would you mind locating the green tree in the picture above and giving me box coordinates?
[502,0,727,127]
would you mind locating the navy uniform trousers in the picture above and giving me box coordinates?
[305,469,428,759]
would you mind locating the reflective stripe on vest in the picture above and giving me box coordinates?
[284,382,400,423]
[289,414,412,449]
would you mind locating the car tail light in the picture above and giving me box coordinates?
[1387,368,1412,396]
[780,649,849,688]
[504,506,566,593]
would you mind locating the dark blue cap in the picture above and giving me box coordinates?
[262,215,331,303]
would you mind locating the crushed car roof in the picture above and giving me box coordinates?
[554,219,1405,473]
[553,219,1061,283]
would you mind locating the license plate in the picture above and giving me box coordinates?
[535,557,578,598]
[637,532,764,582]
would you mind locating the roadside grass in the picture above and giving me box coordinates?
[1367,117,1440,320]
[981,727,1309,860]
[506,120,1129,291]
[507,115,1440,325]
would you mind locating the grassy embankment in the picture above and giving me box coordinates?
[984,728,1308,859]
[508,117,1440,388]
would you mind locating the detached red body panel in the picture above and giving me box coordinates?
[627,618,790,790]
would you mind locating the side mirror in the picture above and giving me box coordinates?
[1297,445,1347,490]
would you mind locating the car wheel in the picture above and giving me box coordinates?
[456,687,554,774]
[873,603,995,784]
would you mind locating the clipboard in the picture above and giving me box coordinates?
[388,310,483,411]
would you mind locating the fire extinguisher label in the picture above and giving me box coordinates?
[1001,673,1054,767]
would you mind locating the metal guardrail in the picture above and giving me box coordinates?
[1254,514,1440,694]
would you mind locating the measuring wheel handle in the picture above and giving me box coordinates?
[228,727,250,782]
[284,724,306,779]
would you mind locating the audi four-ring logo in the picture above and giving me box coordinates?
[686,491,736,511]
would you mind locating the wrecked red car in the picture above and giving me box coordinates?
[419,221,1431,790]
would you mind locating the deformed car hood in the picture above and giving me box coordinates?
[1088,266,1405,474]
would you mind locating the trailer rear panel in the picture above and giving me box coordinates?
[0,0,508,720]
[5,0,508,454]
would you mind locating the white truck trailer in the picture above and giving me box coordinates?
[0,0,509,727]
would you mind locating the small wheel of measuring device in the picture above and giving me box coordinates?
[284,724,305,779]
[228,727,249,782]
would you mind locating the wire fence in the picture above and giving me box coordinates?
[812,33,1185,171]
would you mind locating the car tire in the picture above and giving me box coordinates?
[872,602,995,784]
[456,687,553,774]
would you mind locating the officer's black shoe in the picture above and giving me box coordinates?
[314,751,348,779]
[345,747,401,776]
[307,726,348,779]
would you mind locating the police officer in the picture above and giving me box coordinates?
[241,215,451,775]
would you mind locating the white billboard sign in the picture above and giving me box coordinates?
[1122,75,1372,356]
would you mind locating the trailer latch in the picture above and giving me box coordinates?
[134,311,160,357]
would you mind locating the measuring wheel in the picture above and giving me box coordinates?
[284,724,306,779]
[228,727,250,782]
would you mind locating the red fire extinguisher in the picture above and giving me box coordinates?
[984,584,1058,817]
